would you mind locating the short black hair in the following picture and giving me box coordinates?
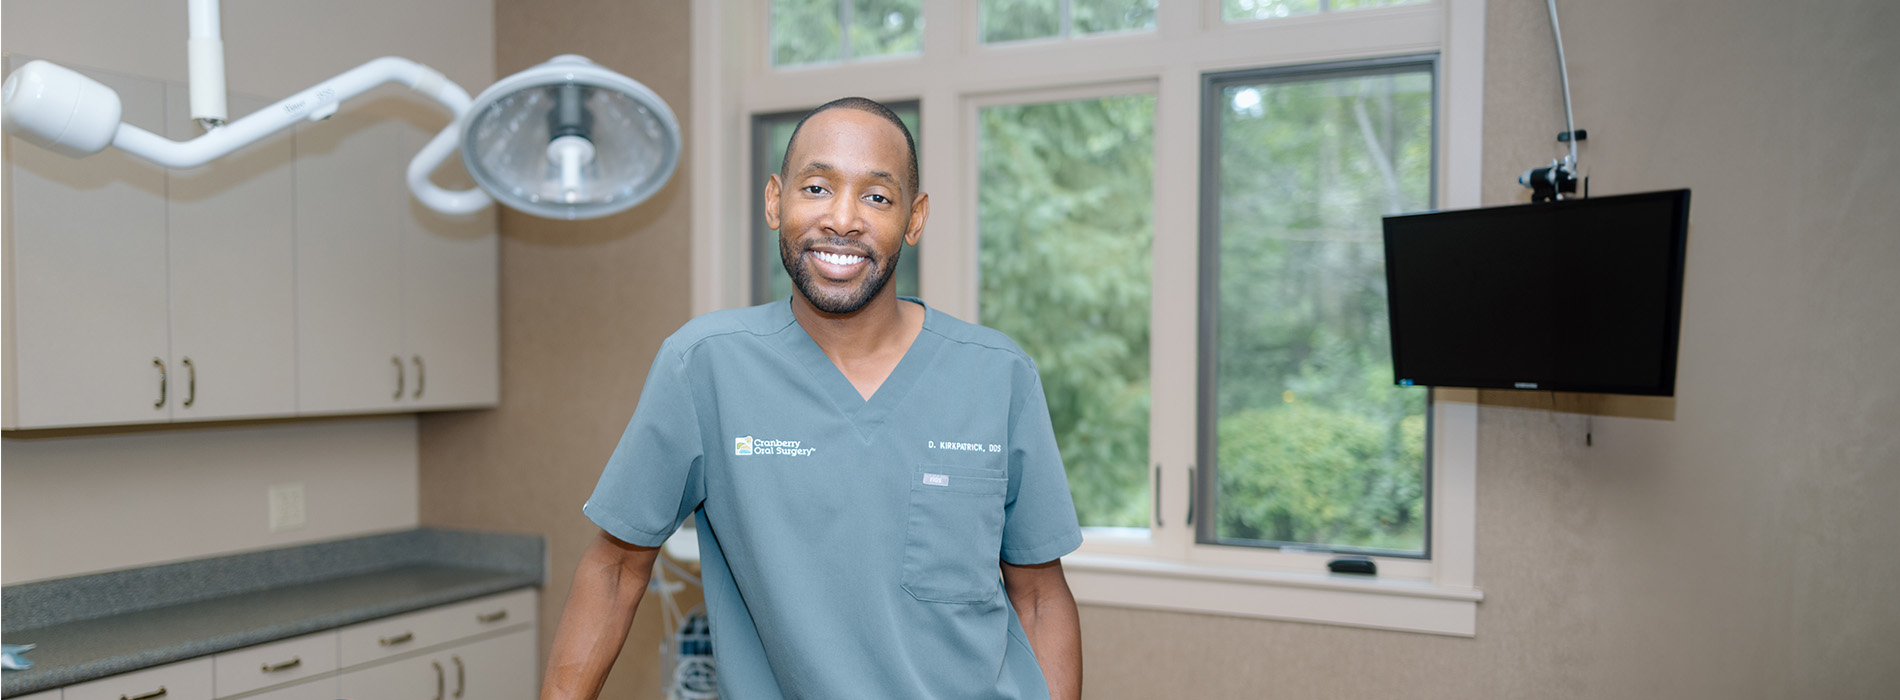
[780,96,919,194]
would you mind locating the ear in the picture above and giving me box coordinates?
[904,192,929,247]
[764,173,784,230]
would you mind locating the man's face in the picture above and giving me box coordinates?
[765,108,926,315]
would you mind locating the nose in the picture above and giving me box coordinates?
[818,188,863,237]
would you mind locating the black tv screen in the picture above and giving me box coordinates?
[1381,189,1690,396]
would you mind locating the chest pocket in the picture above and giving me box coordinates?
[900,464,1008,604]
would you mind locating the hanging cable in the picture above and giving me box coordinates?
[1547,0,1578,174]
[1519,0,1586,201]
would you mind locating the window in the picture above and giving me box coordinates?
[752,104,922,304]
[980,0,1158,44]
[695,0,1486,636]
[1200,59,1436,558]
[1222,0,1430,24]
[976,92,1155,531]
[772,0,923,67]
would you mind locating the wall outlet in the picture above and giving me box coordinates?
[268,482,306,533]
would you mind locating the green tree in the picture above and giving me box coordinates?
[978,95,1155,528]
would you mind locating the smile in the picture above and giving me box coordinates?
[810,250,867,267]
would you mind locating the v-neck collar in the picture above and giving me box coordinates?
[772,296,942,442]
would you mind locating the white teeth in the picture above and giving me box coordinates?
[812,251,866,266]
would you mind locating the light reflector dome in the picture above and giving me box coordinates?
[460,55,680,220]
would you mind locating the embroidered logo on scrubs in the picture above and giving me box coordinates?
[922,473,950,487]
[732,436,817,457]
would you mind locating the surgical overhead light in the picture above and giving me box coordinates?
[0,2,678,221]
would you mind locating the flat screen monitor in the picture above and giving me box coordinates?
[1381,189,1691,396]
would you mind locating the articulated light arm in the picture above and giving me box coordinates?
[5,56,491,214]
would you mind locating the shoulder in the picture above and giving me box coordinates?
[920,305,1039,375]
[658,301,797,361]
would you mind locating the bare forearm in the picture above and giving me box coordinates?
[540,532,658,700]
[1018,589,1082,700]
[1005,561,1082,700]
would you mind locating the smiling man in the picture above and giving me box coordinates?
[538,97,1083,700]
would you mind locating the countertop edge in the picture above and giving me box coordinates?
[1,575,540,696]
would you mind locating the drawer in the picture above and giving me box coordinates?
[434,588,537,642]
[225,674,336,700]
[213,630,338,698]
[338,606,455,668]
[64,658,213,700]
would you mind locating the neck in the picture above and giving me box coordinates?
[790,288,918,358]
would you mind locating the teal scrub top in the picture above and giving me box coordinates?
[584,298,1084,700]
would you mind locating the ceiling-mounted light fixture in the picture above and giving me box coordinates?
[0,0,679,221]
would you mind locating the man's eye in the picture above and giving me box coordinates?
[867,194,890,204]
[803,185,826,195]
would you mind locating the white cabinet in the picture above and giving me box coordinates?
[339,628,535,700]
[396,123,498,411]
[4,63,496,429]
[4,66,171,428]
[294,98,497,415]
[19,589,537,700]
[164,86,298,422]
[63,658,213,700]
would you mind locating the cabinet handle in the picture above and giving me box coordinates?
[476,609,507,623]
[121,687,167,700]
[260,657,302,673]
[153,358,167,409]
[452,655,465,698]
[378,631,414,646]
[181,357,196,408]
[413,355,425,399]
[431,660,444,700]
[1186,464,1196,527]
[393,356,405,400]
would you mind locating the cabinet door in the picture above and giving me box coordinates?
[5,64,171,428]
[396,120,498,410]
[166,88,297,421]
[447,629,536,700]
[294,102,406,414]
[338,653,445,700]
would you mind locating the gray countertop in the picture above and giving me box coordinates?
[1,529,544,696]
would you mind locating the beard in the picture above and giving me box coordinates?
[780,235,902,315]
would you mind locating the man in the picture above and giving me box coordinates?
[539,97,1083,700]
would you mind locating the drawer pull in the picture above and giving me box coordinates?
[476,610,508,623]
[121,687,167,700]
[452,655,465,698]
[261,657,303,673]
[431,660,445,700]
[379,631,415,646]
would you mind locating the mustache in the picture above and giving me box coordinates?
[798,238,875,257]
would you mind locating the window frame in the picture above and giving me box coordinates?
[1195,55,1440,567]
[692,0,1486,637]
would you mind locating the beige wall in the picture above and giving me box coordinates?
[414,0,1900,698]
[1077,1,1900,698]
[0,0,493,583]
[416,1,696,697]
[2,417,419,583]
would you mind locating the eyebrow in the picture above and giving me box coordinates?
[794,160,901,190]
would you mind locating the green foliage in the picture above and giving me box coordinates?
[1211,70,1432,552]
[773,0,843,66]
[773,0,923,66]
[978,95,1155,528]
[849,0,924,58]
[982,0,1061,43]
[1217,404,1424,548]
[1072,0,1157,35]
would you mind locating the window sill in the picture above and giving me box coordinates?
[1062,551,1482,637]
